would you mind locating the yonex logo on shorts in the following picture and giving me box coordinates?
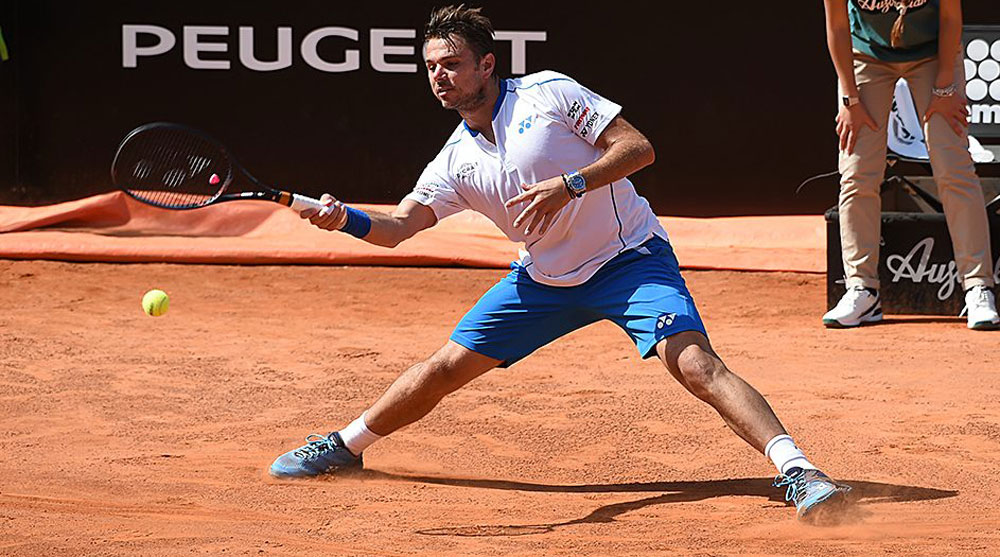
[656,313,676,329]
[964,37,1000,126]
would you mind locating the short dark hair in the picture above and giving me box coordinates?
[423,4,495,61]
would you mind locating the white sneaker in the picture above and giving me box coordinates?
[822,286,883,328]
[961,286,1000,331]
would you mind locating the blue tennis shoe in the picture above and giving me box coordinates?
[773,467,852,523]
[270,432,363,478]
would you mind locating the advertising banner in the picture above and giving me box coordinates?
[964,26,1000,138]
[3,2,999,215]
[827,210,1000,315]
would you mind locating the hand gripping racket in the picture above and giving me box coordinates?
[111,122,327,212]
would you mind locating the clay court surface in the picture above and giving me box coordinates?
[1,260,998,556]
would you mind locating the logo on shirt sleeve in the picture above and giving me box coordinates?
[411,183,437,204]
[566,100,602,138]
[579,111,600,138]
[567,100,583,120]
[573,106,590,131]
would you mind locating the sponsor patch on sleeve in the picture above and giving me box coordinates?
[567,101,602,138]
[579,111,601,138]
[410,183,437,205]
[567,100,583,120]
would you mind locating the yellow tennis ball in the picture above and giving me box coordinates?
[142,289,170,317]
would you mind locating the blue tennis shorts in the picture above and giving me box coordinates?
[450,235,707,367]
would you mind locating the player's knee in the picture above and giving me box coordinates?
[414,354,466,397]
[676,349,725,399]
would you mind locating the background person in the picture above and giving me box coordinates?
[821,0,999,330]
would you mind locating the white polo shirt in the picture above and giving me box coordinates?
[405,70,667,287]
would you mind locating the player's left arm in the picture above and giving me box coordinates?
[923,0,969,134]
[505,115,655,235]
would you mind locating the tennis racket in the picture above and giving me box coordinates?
[111,122,328,212]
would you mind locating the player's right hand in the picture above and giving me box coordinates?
[300,193,348,231]
[835,103,878,155]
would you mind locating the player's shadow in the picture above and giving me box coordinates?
[364,471,956,537]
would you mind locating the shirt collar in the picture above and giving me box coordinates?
[463,79,507,137]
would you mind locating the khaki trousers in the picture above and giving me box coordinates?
[838,53,994,290]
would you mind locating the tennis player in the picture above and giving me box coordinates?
[270,4,852,522]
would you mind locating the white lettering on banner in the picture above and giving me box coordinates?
[184,26,230,70]
[964,36,1000,129]
[301,27,360,72]
[239,27,292,71]
[494,31,547,74]
[122,25,175,67]
[122,25,546,74]
[370,29,416,73]
[971,104,1000,125]
[885,237,961,301]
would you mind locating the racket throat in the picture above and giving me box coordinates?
[276,190,295,207]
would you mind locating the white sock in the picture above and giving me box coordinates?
[765,434,817,475]
[338,413,382,456]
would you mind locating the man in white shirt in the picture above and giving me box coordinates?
[269,4,852,523]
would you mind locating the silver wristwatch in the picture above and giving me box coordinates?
[932,84,956,98]
[562,170,587,198]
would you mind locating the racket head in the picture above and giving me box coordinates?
[112,123,236,210]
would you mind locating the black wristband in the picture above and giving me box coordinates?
[561,173,575,198]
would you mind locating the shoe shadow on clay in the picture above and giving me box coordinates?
[877,317,964,325]
[363,472,956,537]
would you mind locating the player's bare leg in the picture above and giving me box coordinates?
[656,330,852,522]
[655,330,785,451]
[270,341,499,478]
[364,341,501,435]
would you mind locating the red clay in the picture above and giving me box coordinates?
[1,261,997,556]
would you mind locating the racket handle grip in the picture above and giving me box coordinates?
[288,193,327,212]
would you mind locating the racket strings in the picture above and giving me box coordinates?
[161,129,220,208]
[114,125,232,209]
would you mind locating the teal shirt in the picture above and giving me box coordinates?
[849,0,940,62]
